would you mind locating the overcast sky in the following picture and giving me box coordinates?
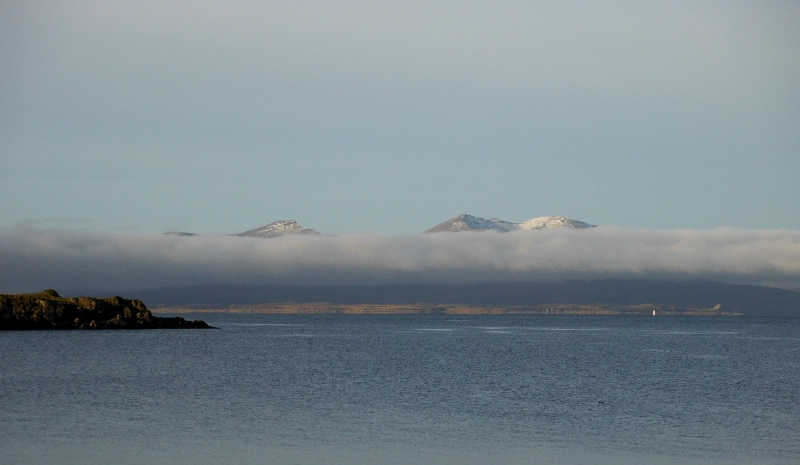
[2,1,799,235]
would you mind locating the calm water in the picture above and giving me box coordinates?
[1,315,798,465]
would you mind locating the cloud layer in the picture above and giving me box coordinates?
[2,226,799,294]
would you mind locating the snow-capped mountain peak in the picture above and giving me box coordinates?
[423,214,516,233]
[233,220,321,238]
[423,214,594,233]
[517,216,594,230]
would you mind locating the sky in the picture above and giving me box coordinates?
[2,1,800,295]
[2,0,799,235]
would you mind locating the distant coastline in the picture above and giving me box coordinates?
[135,279,800,317]
[157,302,741,316]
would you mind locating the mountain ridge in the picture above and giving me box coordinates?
[423,214,594,234]
[163,219,320,238]
[232,219,321,238]
[161,214,595,238]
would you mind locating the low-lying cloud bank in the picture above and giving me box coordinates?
[1,226,799,294]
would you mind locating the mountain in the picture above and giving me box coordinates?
[517,216,594,230]
[423,214,518,233]
[162,215,590,237]
[162,220,321,238]
[423,214,594,233]
[232,220,321,238]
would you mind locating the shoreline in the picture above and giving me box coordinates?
[154,302,742,316]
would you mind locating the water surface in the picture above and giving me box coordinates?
[1,315,798,464]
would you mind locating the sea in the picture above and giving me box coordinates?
[1,314,798,465]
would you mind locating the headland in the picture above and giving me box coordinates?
[0,289,213,330]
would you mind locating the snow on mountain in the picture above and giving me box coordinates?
[423,214,518,233]
[517,216,594,230]
[233,220,321,238]
[423,214,594,233]
[163,216,592,237]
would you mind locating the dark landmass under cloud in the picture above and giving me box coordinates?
[129,280,800,317]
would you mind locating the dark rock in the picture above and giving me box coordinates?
[0,290,213,330]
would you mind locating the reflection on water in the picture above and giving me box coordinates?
[1,315,798,465]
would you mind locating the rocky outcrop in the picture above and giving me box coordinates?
[0,289,213,330]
